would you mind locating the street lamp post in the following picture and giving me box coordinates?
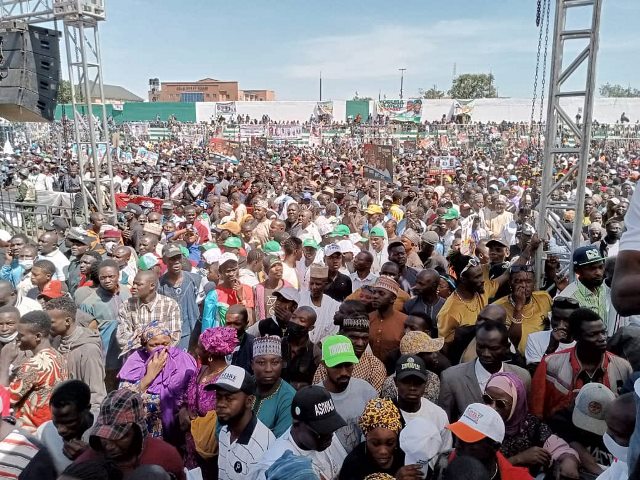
[399,68,407,99]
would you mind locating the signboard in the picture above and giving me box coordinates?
[309,123,322,147]
[209,138,241,160]
[215,102,236,118]
[376,99,422,123]
[315,101,334,118]
[363,143,394,182]
[433,155,457,170]
[267,124,303,139]
[239,124,267,138]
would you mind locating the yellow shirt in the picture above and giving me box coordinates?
[390,204,404,221]
[437,279,499,342]
[493,291,552,354]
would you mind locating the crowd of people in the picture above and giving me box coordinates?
[0,116,640,480]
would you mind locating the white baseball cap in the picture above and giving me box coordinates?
[447,403,505,443]
[337,239,360,255]
[572,383,615,435]
[219,252,239,266]
[324,243,342,257]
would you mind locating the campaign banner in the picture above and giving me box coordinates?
[363,143,394,183]
[215,102,236,118]
[309,123,322,147]
[376,99,422,123]
[433,155,457,170]
[135,147,158,166]
[267,124,303,139]
[239,124,267,138]
[315,101,334,118]
[209,138,241,160]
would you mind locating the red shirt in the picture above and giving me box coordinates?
[450,451,532,480]
[76,437,185,480]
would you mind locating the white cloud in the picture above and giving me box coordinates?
[286,19,536,81]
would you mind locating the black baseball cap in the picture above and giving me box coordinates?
[291,386,346,436]
[395,354,428,381]
[206,365,255,395]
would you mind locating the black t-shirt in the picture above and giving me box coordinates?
[339,441,405,480]
[325,272,352,302]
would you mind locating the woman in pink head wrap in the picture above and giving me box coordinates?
[483,372,580,478]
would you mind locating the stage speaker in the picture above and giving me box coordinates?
[0,22,61,122]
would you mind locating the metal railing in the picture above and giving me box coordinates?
[0,194,82,238]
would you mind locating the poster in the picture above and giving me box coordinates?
[376,99,422,123]
[239,124,267,138]
[403,140,416,154]
[309,123,322,147]
[315,101,334,118]
[363,144,394,182]
[267,124,303,139]
[209,138,241,160]
[215,102,236,118]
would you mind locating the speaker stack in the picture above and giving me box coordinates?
[0,21,61,122]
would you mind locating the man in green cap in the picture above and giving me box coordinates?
[368,226,388,275]
[298,238,322,289]
[316,334,377,454]
[442,207,461,254]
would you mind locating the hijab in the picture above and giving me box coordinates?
[486,372,528,436]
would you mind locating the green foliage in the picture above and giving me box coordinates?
[448,73,497,99]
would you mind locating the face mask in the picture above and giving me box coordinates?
[105,241,116,254]
[0,331,17,344]
[286,322,309,339]
[603,432,628,462]
[18,259,33,271]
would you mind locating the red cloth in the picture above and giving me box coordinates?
[449,451,532,480]
[115,194,164,212]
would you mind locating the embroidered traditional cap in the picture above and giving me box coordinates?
[310,263,329,279]
[254,199,269,209]
[142,223,163,237]
[341,314,370,331]
[401,229,420,247]
[253,335,282,358]
[373,276,400,296]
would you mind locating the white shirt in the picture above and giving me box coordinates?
[36,249,70,281]
[36,420,92,475]
[369,247,388,275]
[596,459,627,480]
[298,290,340,344]
[620,180,640,252]
[218,416,275,480]
[349,271,378,292]
[525,330,576,364]
[239,268,260,288]
[474,359,504,393]
[282,263,299,289]
[297,223,322,245]
[15,294,42,316]
[253,428,347,480]
[400,398,453,456]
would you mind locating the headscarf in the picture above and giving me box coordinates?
[118,322,198,440]
[265,450,319,480]
[358,398,403,437]
[486,372,528,436]
[199,327,238,356]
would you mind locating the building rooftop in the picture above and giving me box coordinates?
[78,82,144,102]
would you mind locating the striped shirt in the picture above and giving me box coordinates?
[116,294,182,354]
[0,429,56,480]
[218,415,275,479]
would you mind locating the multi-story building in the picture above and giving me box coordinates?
[148,78,275,102]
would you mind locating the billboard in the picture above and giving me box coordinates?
[363,143,394,183]
[376,99,422,123]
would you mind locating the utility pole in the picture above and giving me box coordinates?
[319,71,322,101]
[399,68,406,99]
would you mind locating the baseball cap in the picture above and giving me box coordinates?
[161,201,174,210]
[206,365,256,395]
[421,230,439,246]
[447,403,506,444]
[200,241,218,251]
[263,241,282,255]
[273,286,300,305]
[89,389,147,449]
[66,228,92,245]
[572,383,615,435]
[291,386,346,436]
[442,208,460,220]
[217,221,241,235]
[120,203,142,216]
[137,253,159,271]
[573,245,604,267]
[44,217,69,231]
[223,236,242,249]
[486,238,509,248]
[337,240,360,255]
[302,238,319,249]
[366,204,383,215]
[369,226,385,238]
[322,335,359,368]
[324,243,342,257]
[39,280,64,299]
[162,244,183,258]
[330,224,351,237]
[395,354,428,381]
[219,252,239,266]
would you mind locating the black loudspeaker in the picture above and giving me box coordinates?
[0,23,61,122]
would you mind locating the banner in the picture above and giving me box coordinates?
[315,101,334,118]
[309,123,322,147]
[251,137,268,148]
[239,124,267,138]
[135,147,158,166]
[209,138,241,160]
[403,140,416,154]
[267,124,303,139]
[363,144,394,183]
[215,102,236,118]
[433,155,457,170]
[376,99,422,123]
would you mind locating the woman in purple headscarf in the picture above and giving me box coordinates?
[483,372,580,478]
[118,321,197,445]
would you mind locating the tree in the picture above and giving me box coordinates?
[57,79,72,104]
[420,85,446,99]
[448,73,497,99]
[599,83,640,98]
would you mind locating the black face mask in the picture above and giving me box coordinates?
[286,322,309,339]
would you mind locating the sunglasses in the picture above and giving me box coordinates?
[510,264,534,273]
[460,256,481,276]
[553,297,579,308]
[482,393,510,410]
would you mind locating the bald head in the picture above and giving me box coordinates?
[477,304,507,325]
[0,280,16,307]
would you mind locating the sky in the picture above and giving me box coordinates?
[88,0,639,101]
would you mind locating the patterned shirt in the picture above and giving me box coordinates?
[313,350,387,392]
[116,294,182,355]
[9,348,68,432]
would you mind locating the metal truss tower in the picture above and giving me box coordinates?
[0,0,115,218]
[534,0,603,281]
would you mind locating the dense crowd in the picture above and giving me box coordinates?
[0,118,640,480]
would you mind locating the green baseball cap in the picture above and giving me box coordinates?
[263,240,282,254]
[200,241,218,251]
[442,208,460,220]
[369,226,385,238]
[330,224,351,237]
[302,238,319,249]
[322,335,360,368]
[179,246,190,258]
[223,236,243,249]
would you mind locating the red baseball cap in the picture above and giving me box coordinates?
[39,280,65,299]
